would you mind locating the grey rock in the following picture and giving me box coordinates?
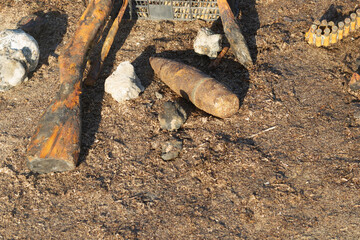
[161,139,183,161]
[0,29,39,72]
[104,61,144,102]
[193,27,222,59]
[0,55,27,91]
[155,91,163,99]
[158,101,187,131]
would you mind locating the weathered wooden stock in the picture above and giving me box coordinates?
[26,0,113,173]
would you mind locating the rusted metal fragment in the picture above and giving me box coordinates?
[209,46,230,69]
[349,72,360,91]
[26,0,113,173]
[217,0,253,68]
[150,57,239,118]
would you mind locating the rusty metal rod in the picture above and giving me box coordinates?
[85,0,129,86]
[217,0,253,68]
[26,0,113,173]
[209,46,229,69]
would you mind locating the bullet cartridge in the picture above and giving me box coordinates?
[356,9,360,29]
[307,24,317,44]
[350,13,356,32]
[338,21,344,40]
[149,57,240,118]
[320,19,327,27]
[344,18,351,37]
[323,28,330,47]
[315,29,322,47]
[330,26,338,44]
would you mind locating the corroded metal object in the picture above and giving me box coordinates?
[217,0,253,68]
[150,57,239,118]
[349,72,360,91]
[209,46,230,69]
[305,9,360,47]
[26,0,113,173]
[85,0,128,86]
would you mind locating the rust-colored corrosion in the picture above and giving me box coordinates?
[26,0,113,173]
[349,72,360,91]
[85,0,129,86]
[217,0,253,68]
[209,46,230,69]
[150,57,239,118]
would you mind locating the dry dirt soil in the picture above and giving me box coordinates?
[1,0,360,239]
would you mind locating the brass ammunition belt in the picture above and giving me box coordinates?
[305,9,360,47]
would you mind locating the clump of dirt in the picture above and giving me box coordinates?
[0,0,360,238]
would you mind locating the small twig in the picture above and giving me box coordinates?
[248,126,277,138]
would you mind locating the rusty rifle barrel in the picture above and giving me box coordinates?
[217,0,253,68]
[26,0,113,173]
[150,57,240,118]
[86,0,129,86]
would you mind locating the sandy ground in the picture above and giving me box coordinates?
[0,0,360,239]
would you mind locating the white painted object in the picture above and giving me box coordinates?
[193,27,222,59]
[0,55,27,91]
[0,29,40,72]
[104,61,144,102]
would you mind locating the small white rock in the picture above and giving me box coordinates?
[193,27,222,59]
[0,55,27,91]
[104,61,144,102]
[0,29,40,72]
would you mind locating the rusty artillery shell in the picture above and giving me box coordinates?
[330,26,338,44]
[338,21,344,40]
[315,29,322,47]
[323,28,330,47]
[149,57,239,118]
[356,9,360,29]
[350,13,357,32]
[344,18,350,37]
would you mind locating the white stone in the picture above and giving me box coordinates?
[0,55,27,91]
[193,27,222,59]
[0,29,40,72]
[104,61,144,102]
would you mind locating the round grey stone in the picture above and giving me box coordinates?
[0,55,27,91]
[161,139,183,161]
[0,29,40,72]
[158,101,187,131]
